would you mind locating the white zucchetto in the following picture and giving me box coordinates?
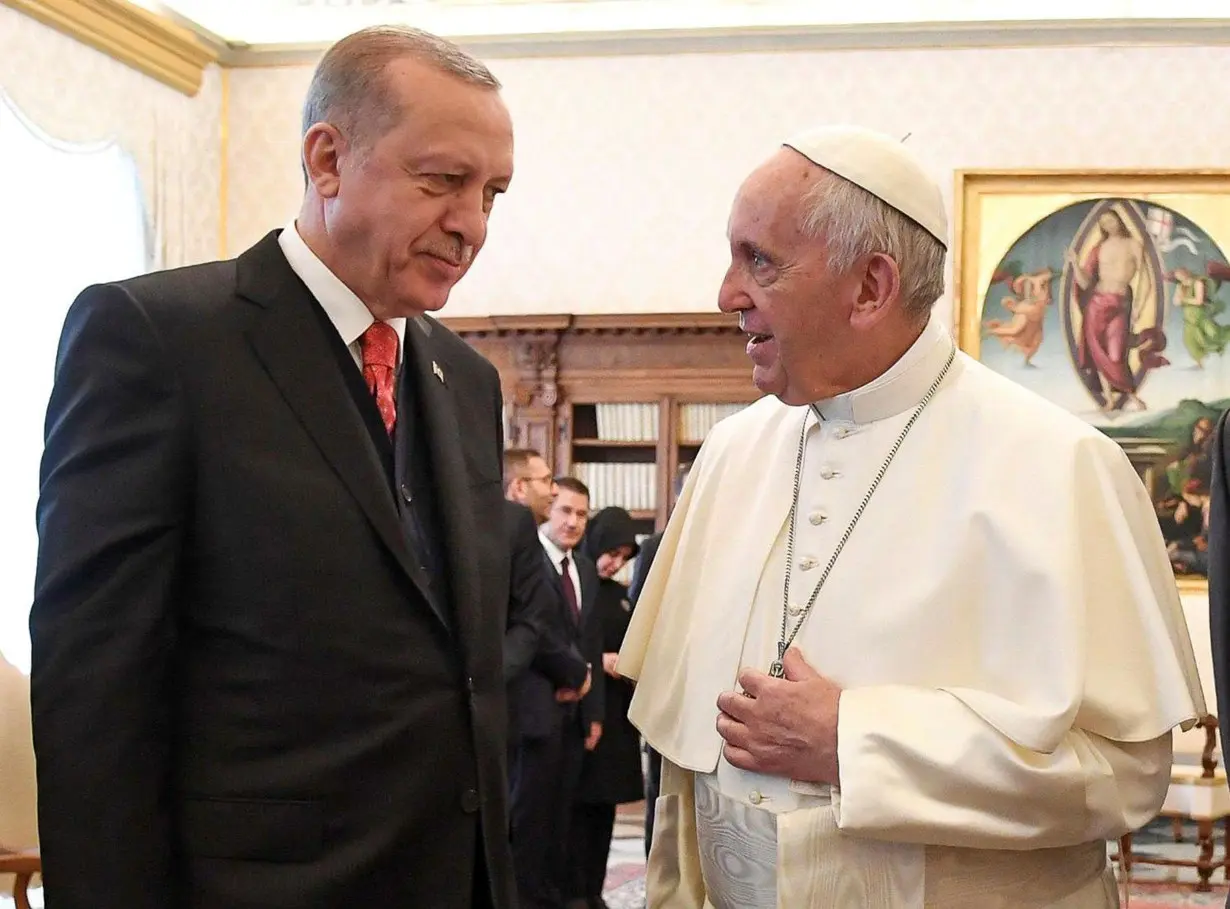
[783,125,948,248]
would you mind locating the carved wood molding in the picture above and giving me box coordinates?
[439,312,742,337]
[511,333,562,408]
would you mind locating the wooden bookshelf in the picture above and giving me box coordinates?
[440,313,762,532]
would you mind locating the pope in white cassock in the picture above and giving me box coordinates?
[616,125,1207,909]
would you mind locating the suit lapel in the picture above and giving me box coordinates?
[237,233,429,603]
[404,317,484,656]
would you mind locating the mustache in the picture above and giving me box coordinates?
[420,241,474,267]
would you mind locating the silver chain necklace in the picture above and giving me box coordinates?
[769,344,957,678]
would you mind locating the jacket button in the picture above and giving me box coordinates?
[461,789,480,813]
[466,676,475,694]
[399,483,413,504]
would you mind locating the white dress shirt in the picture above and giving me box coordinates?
[277,220,406,373]
[539,529,583,612]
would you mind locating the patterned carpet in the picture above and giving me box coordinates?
[601,807,1230,909]
[4,811,1224,907]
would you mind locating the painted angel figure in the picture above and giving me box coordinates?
[1169,263,1230,367]
[983,267,1055,366]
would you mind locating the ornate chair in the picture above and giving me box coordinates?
[1117,714,1230,891]
[0,844,39,909]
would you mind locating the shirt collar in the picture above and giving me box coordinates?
[811,314,955,425]
[539,528,571,566]
[278,220,407,358]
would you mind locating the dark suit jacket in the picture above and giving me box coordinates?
[567,551,606,734]
[30,231,515,909]
[510,547,602,740]
[502,501,588,742]
[1208,409,1230,771]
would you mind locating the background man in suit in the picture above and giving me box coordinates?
[502,451,593,909]
[31,26,516,909]
[538,477,604,909]
[500,448,591,754]
[501,500,590,703]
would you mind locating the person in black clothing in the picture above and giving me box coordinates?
[501,498,590,759]
[627,462,691,857]
[566,507,642,909]
[503,453,597,909]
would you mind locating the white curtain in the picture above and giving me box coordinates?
[0,91,150,674]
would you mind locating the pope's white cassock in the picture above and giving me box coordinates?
[618,314,1207,908]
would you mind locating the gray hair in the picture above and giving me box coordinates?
[302,26,500,146]
[799,172,946,320]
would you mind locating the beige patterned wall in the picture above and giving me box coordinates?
[227,44,1230,321]
[0,4,223,269]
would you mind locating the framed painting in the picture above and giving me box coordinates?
[954,170,1230,592]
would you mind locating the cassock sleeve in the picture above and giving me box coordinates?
[832,434,1202,849]
[832,689,1172,848]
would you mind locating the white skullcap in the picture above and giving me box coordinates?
[783,125,948,248]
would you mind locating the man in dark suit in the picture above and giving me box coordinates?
[504,472,602,909]
[31,26,516,909]
[501,495,591,751]
[539,478,605,909]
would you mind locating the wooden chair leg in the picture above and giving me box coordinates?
[1120,833,1134,872]
[14,871,33,909]
[1197,818,1215,892]
[1173,816,1185,842]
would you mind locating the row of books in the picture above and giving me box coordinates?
[588,402,748,442]
[571,462,657,512]
[592,403,658,442]
[678,402,747,443]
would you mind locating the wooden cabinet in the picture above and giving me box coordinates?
[439,313,762,531]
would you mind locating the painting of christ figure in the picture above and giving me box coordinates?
[956,172,1230,586]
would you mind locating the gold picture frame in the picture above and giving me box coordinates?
[953,169,1230,594]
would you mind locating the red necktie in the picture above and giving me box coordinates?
[360,322,398,437]
[560,556,580,622]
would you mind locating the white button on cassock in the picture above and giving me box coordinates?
[808,510,826,525]
[799,557,819,571]
[787,603,803,617]
[819,467,837,480]
[748,790,764,805]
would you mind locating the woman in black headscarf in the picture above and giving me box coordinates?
[565,506,643,909]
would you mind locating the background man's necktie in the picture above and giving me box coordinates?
[560,556,580,622]
[360,322,398,437]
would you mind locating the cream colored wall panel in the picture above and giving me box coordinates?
[225,45,1230,320]
[226,64,314,259]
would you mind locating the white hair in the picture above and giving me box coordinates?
[799,171,946,320]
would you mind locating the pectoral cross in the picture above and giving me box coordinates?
[769,642,786,678]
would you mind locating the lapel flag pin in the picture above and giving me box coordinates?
[432,360,445,384]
